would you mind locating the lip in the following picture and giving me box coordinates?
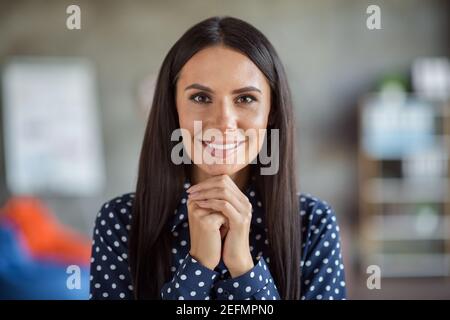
[200,139,245,159]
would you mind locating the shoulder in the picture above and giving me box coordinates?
[298,193,338,224]
[93,192,136,242]
[298,193,342,253]
[90,193,136,299]
[297,193,346,300]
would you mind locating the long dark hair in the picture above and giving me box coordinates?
[129,16,301,300]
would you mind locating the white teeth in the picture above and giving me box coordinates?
[205,142,240,150]
[208,143,237,150]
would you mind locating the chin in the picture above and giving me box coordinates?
[196,163,246,177]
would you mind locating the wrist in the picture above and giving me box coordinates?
[228,254,254,278]
[189,251,217,271]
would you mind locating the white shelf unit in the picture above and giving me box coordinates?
[358,94,450,278]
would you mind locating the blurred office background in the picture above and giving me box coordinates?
[0,0,449,299]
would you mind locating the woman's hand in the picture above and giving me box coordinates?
[187,175,254,278]
[187,198,227,271]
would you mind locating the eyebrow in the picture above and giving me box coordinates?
[184,83,262,94]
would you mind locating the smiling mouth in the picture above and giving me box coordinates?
[200,140,245,159]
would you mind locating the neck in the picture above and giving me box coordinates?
[191,166,251,192]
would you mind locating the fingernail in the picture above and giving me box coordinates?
[187,185,198,193]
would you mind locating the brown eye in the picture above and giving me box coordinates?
[236,95,257,104]
[189,93,212,104]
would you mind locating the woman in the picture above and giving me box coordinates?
[90,16,346,300]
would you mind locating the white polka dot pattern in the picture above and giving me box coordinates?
[89,183,346,300]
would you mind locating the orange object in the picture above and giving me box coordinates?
[0,196,91,265]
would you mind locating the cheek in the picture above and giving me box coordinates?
[239,108,270,160]
[176,109,195,162]
[177,103,194,132]
[177,101,208,133]
[249,97,271,127]
[241,106,270,131]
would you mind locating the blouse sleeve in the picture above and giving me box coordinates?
[212,256,280,300]
[160,253,219,300]
[89,197,134,299]
[300,198,346,300]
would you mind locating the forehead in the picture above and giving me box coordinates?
[177,45,269,91]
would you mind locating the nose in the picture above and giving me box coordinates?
[211,98,238,132]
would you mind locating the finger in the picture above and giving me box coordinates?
[187,175,238,194]
[188,187,246,214]
[187,198,211,218]
[203,212,228,229]
[187,175,251,215]
[196,199,244,226]
[204,175,246,205]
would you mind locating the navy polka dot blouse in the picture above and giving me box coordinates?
[89,180,346,300]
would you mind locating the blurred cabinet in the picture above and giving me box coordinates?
[358,93,450,277]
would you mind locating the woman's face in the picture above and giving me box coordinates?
[176,45,271,177]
